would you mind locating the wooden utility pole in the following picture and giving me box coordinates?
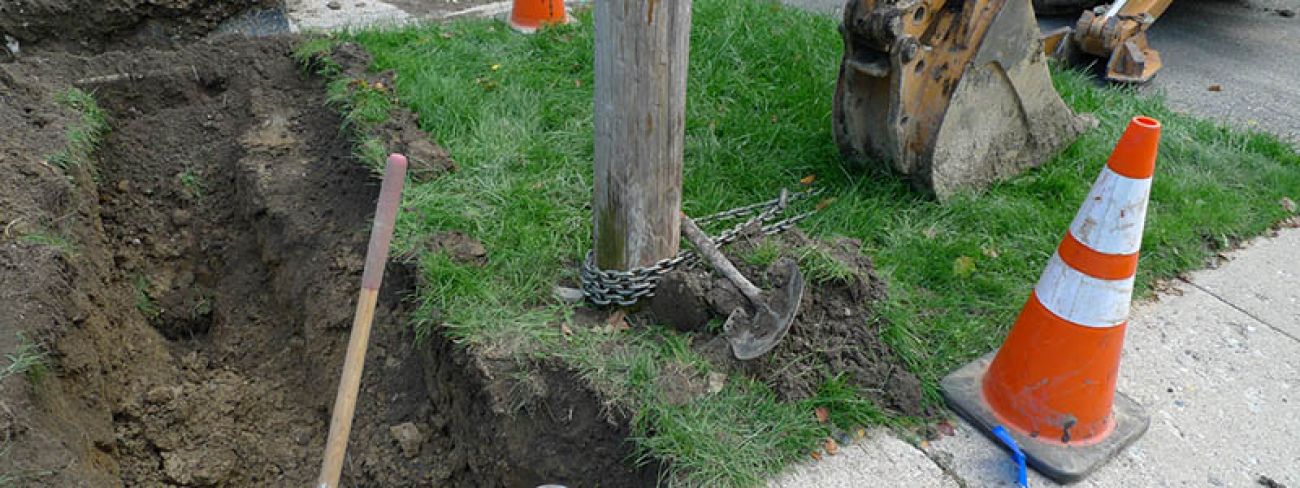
[592,0,693,271]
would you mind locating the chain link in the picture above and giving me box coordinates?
[580,189,821,306]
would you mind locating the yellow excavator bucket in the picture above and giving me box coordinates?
[833,0,1096,199]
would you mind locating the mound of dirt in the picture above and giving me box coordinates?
[0,0,275,52]
[648,231,927,416]
[1,35,653,487]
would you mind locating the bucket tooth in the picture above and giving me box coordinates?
[833,0,1096,199]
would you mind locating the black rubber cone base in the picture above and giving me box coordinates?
[940,353,1150,484]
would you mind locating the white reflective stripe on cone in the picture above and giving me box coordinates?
[1068,167,1153,255]
[1035,253,1134,328]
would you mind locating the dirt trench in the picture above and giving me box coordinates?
[0,37,653,487]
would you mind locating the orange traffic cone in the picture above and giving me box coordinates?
[942,116,1162,483]
[507,0,570,34]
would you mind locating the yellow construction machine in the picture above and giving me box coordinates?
[1042,0,1173,83]
[833,0,1169,198]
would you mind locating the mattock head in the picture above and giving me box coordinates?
[724,258,805,360]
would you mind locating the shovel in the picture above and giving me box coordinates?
[680,213,805,360]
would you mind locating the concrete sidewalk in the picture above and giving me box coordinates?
[771,226,1300,487]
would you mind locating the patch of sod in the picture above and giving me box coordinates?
[47,87,108,172]
[310,0,1300,484]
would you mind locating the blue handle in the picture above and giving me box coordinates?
[991,425,1028,488]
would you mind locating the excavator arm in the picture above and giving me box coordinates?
[1044,0,1174,83]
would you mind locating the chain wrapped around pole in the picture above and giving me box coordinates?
[579,188,821,306]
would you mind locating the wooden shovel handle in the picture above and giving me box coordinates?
[318,154,408,488]
[679,213,764,305]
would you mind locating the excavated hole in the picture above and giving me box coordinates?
[84,44,437,486]
[56,37,653,487]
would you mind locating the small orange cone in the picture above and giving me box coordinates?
[508,0,570,34]
[942,116,1162,483]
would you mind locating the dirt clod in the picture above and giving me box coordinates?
[424,230,489,265]
[649,271,713,332]
[389,422,426,458]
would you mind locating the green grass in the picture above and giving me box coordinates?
[309,0,1300,484]
[18,232,76,256]
[132,275,160,319]
[2,333,48,385]
[46,88,108,173]
[178,168,205,198]
[298,42,399,173]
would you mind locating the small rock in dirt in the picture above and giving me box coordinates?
[144,385,178,405]
[552,286,585,305]
[706,371,726,394]
[424,230,488,265]
[405,138,457,182]
[327,1,342,9]
[293,425,316,446]
[389,422,425,458]
[170,209,191,226]
[4,35,18,57]
[163,448,236,486]
[116,180,131,193]
[649,271,712,332]
[1208,83,1223,92]
[831,428,852,445]
[181,351,208,371]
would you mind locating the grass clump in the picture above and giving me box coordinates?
[18,232,76,256]
[313,0,1300,484]
[47,88,108,172]
[2,333,48,385]
[132,275,160,319]
[296,36,398,173]
[178,168,205,198]
[793,245,856,284]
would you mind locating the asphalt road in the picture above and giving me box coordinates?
[1139,0,1299,143]
[782,0,1300,144]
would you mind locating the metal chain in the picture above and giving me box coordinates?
[580,189,821,306]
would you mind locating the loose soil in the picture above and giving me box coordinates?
[647,231,927,417]
[1,21,650,488]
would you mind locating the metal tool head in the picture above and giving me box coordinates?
[724,258,805,360]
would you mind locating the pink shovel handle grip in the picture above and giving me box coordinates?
[360,154,408,291]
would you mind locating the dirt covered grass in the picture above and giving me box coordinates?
[302,0,1300,484]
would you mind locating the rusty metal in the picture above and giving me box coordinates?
[834,0,1094,199]
[1044,0,1174,83]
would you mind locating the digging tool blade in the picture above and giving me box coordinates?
[724,258,805,360]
